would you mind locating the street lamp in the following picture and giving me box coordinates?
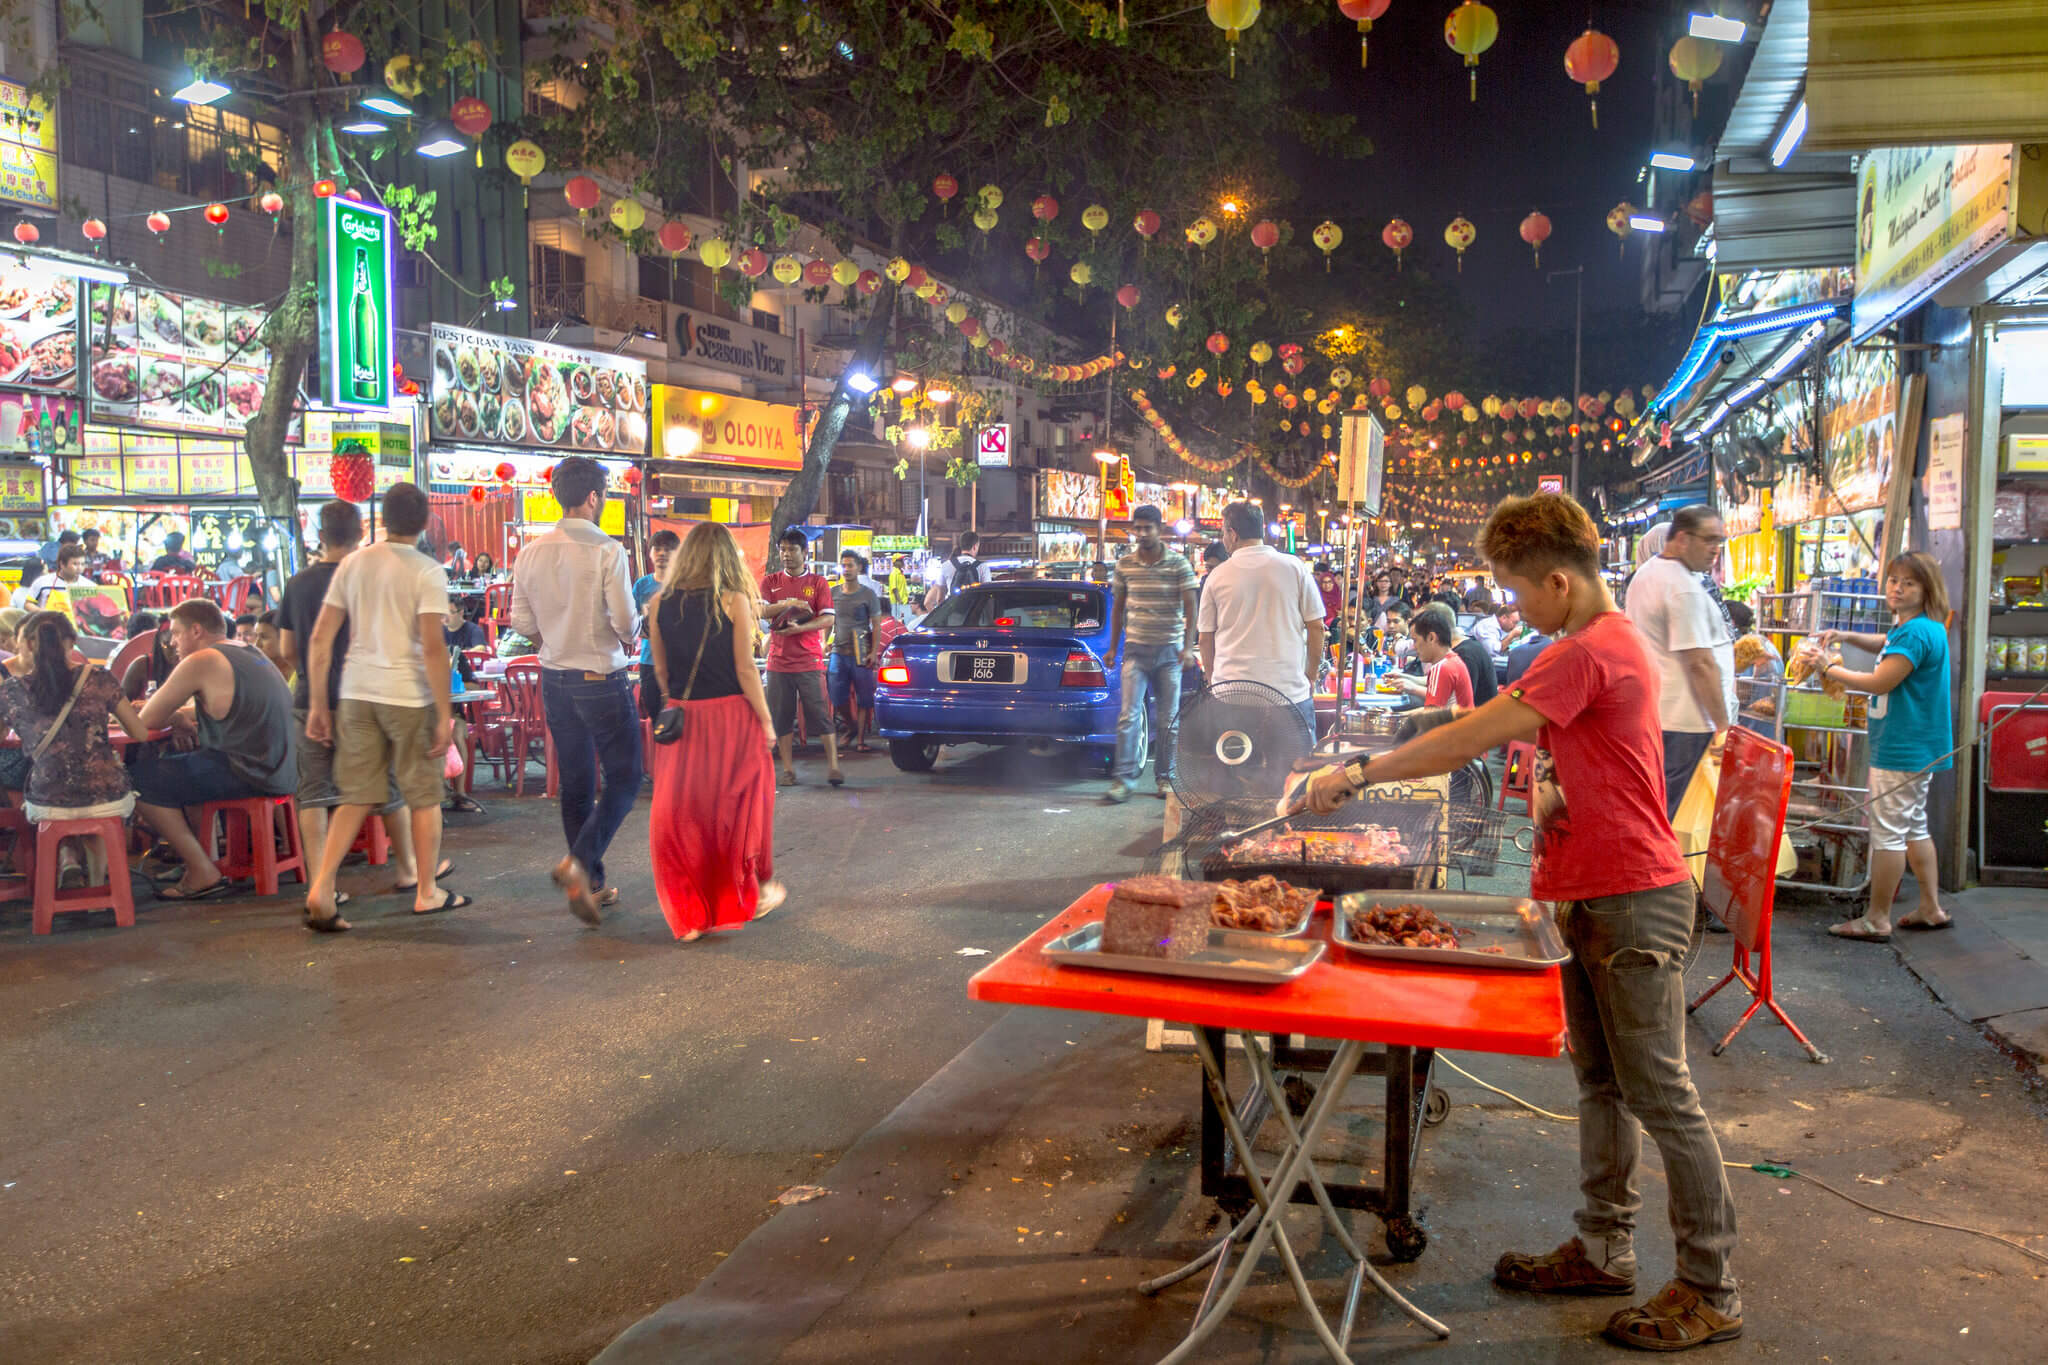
[844,369,880,394]
[171,75,232,106]
[926,385,954,404]
[414,119,466,158]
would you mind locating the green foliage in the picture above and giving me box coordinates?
[382,185,440,254]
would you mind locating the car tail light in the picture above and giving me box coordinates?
[877,646,910,687]
[995,616,1017,627]
[1060,650,1106,687]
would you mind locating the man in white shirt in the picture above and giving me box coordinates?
[510,456,641,925]
[1625,504,1736,817]
[30,543,90,598]
[301,483,458,929]
[1197,501,1327,742]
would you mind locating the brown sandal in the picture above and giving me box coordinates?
[1603,1281,1743,1352]
[1493,1237,1635,1296]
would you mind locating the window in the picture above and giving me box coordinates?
[944,486,957,520]
[1019,419,1033,449]
[62,66,286,201]
[924,587,1107,631]
[637,254,675,303]
[531,243,587,326]
[828,471,858,520]
[752,308,781,335]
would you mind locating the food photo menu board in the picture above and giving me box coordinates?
[429,323,648,457]
[86,282,278,437]
[0,262,79,396]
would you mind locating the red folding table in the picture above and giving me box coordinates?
[970,886,1566,1362]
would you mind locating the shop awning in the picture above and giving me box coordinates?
[1636,300,1847,464]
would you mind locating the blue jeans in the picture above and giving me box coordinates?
[1296,697,1320,746]
[1114,640,1183,783]
[542,668,644,890]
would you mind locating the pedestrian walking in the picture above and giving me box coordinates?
[646,522,783,941]
[1304,492,1742,1352]
[923,531,982,611]
[635,528,681,718]
[1105,505,1197,803]
[279,499,441,924]
[1812,552,1954,941]
[301,484,461,931]
[1625,504,1735,816]
[829,551,883,753]
[760,527,842,787]
[510,456,642,924]
[1197,501,1326,741]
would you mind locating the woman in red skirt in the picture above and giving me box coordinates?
[647,522,784,940]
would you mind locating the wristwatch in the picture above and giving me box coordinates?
[1342,753,1372,790]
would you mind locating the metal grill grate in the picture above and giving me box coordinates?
[1154,783,1448,896]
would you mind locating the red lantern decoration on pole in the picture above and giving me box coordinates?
[803,258,833,287]
[1518,210,1551,267]
[1115,284,1140,309]
[1381,217,1412,270]
[1030,194,1059,224]
[1563,26,1620,128]
[1336,0,1392,68]
[932,173,958,208]
[1133,209,1161,243]
[450,96,493,139]
[738,248,768,278]
[1024,237,1050,274]
[1206,332,1229,356]
[321,31,366,77]
[563,175,601,225]
[657,221,692,256]
[856,269,880,296]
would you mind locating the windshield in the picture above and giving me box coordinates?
[925,587,1106,631]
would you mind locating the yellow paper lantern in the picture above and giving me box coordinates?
[1165,304,1184,328]
[945,301,968,325]
[1070,262,1093,287]
[831,259,860,287]
[1205,0,1262,79]
[969,331,990,349]
[1311,220,1343,272]
[885,257,912,283]
[1186,217,1217,248]
[610,198,647,232]
[697,238,731,271]
[1249,341,1273,366]
[1667,36,1723,115]
[914,278,937,300]
[1461,405,1478,424]
[1443,2,1499,101]
[1443,215,1476,271]
[1081,204,1109,233]
[972,206,999,234]
[1329,367,1353,388]
[771,254,803,285]
[1406,384,1428,410]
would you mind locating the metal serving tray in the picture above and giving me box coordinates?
[1331,891,1570,971]
[1043,922,1325,985]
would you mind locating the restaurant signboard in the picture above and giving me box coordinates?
[652,385,803,470]
[1038,468,1100,521]
[673,308,795,387]
[1852,143,2012,341]
[429,323,649,456]
[87,281,285,437]
[0,76,57,212]
[317,195,395,410]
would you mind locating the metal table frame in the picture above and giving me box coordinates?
[1142,1030,1448,1364]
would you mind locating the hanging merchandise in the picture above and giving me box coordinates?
[1668,36,1723,116]
[1312,220,1343,271]
[1206,0,1263,79]
[1606,202,1636,257]
[1518,211,1551,266]
[1337,0,1392,68]
[1443,2,1498,101]
[610,198,646,233]
[1443,215,1475,271]
[1563,27,1619,128]
[1382,217,1412,269]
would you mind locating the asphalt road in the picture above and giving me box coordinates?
[0,744,1159,1364]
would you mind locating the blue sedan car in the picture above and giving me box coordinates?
[873,581,1141,773]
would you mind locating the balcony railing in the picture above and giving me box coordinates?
[530,282,668,339]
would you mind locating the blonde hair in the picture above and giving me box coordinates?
[659,522,756,628]
[1886,551,1950,624]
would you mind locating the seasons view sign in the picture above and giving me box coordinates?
[429,323,649,456]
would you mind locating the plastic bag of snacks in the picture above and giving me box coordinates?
[1989,638,2010,673]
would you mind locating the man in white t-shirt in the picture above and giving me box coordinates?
[1197,501,1327,740]
[301,482,458,930]
[1625,504,1735,817]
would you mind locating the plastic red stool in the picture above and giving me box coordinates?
[350,814,391,867]
[1499,741,1537,813]
[0,805,35,904]
[199,796,307,896]
[31,816,134,933]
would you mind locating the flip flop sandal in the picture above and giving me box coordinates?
[303,905,352,933]
[779,770,798,787]
[156,878,236,902]
[593,886,621,908]
[444,795,486,814]
[1493,1238,1636,1296]
[413,890,472,915]
[1602,1282,1743,1352]
[392,861,458,893]
[1828,918,1891,943]
[1897,917,1954,931]
[827,770,845,787]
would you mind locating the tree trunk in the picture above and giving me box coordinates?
[245,120,324,554]
[768,284,897,544]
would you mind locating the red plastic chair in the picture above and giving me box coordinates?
[0,804,33,906]
[198,795,306,897]
[97,568,135,598]
[482,583,516,649]
[208,575,258,616]
[350,815,391,867]
[30,815,135,933]
[476,661,556,797]
[147,573,208,609]
[107,630,157,689]
[1498,740,1537,814]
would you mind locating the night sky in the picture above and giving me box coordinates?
[1287,0,1703,343]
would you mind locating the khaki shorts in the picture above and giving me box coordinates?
[334,699,445,811]
[296,709,404,814]
[1867,767,1932,851]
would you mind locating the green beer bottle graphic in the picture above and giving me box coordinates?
[350,246,379,402]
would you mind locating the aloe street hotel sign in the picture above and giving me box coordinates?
[317,196,395,411]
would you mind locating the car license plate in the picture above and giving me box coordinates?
[955,653,1014,683]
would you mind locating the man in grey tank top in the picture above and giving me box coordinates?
[135,597,297,901]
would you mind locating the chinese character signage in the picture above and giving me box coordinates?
[432,323,649,456]
[1338,413,1383,514]
[0,460,43,512]
[1853,144,2012,342]
[87,282,278,436]
[318,196,394,410]
[0,78,56,212]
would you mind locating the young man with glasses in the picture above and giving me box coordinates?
[1624,504,1735,816]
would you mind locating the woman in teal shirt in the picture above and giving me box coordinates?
[1815,551,1953,941]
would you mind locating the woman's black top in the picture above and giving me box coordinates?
[655,589,744,701]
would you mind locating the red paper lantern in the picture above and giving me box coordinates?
[330,452,375,502]
[1024,237,1050,263]
[146,211,171,237]
[82,218,107,244]
[905,264,928,289]
[563,175,602,212]
[1336,0,1393,67]
[1563,27,1620,127]
[1369,376,1391,399]
[204,202,230,227]
[1251,220,1279,252]
[468,485,488,504]
[989,338,1009,359]
[259,191,284,217]
[624,466,643,489]
[312,179,338,199]
[856,269,880,295]
[657,221,692,255]
[1133,209,1161,239]
[738,248,768,278]
[321,30,366,76]
[958,316,981,339]
[1282,355,1306,376]
[1206,332,1229,356]
[1030,194,1059,223]
[932,174,958,203]
[494,461,516,483]
[1382,217,1413,269]
[1116,284,1140,309]
[803,258,833,287]
[1518,210,1552,267]
[11,221,37,245]
[341,187,364,203]
[449,96,493,139]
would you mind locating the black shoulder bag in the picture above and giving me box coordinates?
[651,593,712,745]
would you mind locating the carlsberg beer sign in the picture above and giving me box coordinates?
[318,195,395,411]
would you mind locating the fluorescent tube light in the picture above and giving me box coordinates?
[1770,100,1807,167]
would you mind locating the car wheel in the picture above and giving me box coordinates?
[889,736,940,773]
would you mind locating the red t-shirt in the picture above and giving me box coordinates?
[1507,611,1690,903]
[761,571,834,673]
[1424,653,1474,709]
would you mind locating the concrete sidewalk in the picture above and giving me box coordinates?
[596,902,2048,1364]
[1890,885,2048,1066]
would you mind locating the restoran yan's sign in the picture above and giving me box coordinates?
[653,385,806,471]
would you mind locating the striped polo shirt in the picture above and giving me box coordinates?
[1113,548,1197,647]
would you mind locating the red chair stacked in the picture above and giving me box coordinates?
[145,573,208,609]
[207,575,259,616]
[28,815,135,934]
